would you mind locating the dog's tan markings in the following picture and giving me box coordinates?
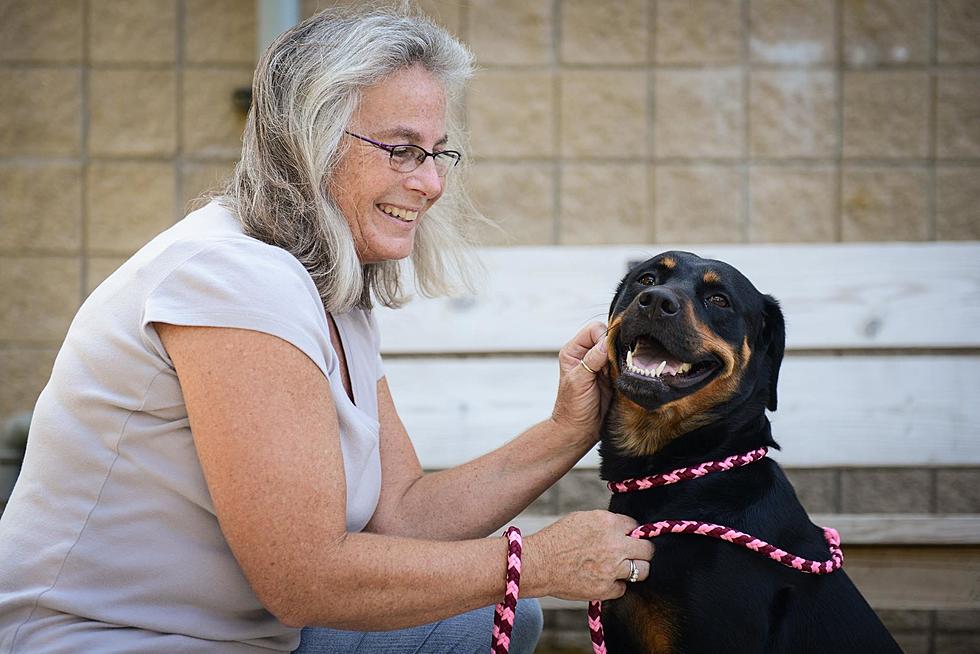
[659,257,676,270]
[606,315,624,382]
[610,592,678,653]
[703,270,721,284]
[610,304,752,457]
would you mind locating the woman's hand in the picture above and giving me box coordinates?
[550,321,612,447]
[521,511,654,601]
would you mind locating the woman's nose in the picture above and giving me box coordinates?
[405,157,444,198]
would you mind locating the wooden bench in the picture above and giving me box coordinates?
[377,242,980,613]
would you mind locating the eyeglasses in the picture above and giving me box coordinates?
[345,131,462,177]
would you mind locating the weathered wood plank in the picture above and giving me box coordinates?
[502,515,980,546]
[536,547,980,611]
[385,355,980,468]
[377,243,980,353]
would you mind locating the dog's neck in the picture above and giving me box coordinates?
[599,410,777,483]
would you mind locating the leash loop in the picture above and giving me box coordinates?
[491,526,523,654]
[589,448,844,654]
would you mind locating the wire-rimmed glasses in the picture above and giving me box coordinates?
[345,131,462,177]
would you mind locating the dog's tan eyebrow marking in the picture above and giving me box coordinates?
[659,257,676,270]
[703,270,721,284]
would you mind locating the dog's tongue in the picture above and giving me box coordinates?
[632,338,686,374]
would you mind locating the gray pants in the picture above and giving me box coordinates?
[292,598,543,654]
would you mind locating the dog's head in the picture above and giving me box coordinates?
[604,251,785,456]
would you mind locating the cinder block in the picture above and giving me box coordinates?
[937,166,980,240]
[185,0,255,65]
[749,166,836,243]
[840,468,932,513]
[0,164,82,253]
[86,162,176,256]
[181,68,252,159]
[0,348,58,418]
[85,256,127,296]
[89,0,176,64]
[937,469,980,513]
[415,0,463,37]
[654,165,743,243]
[0,257,80,342]
[750,0,836,65]
[876,609,932,631]
[843,0,929,67]
[656,0,741,64]
[467,71,555,158]
[88,70,176,157]
[935,633,980,654]
[750,71,837,159]
[467,0,552,65]
[559,163,648,245]
[843,72,930,159]
[555,469,610,513]
[560,0,648,64]
[466,162,555,246]
[937,609,980,631]
[938,0,980,64]
[0,69,81,156]
[782,468,838,514]
[841,167,929,242]
[893,632,931,654]
[0,0,82,63]
[937,73,980,159]
[655,70,743,159]
[181,162,235,215]
[560,70,648,159]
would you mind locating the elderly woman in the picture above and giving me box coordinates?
[0,7,653,654]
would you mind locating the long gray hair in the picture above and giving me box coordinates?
[221,4,480,312]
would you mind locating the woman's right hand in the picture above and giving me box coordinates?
[522,510,654,601]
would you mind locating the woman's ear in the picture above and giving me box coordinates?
[762,295,786,411]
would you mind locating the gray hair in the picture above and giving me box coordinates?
[221,4,481,312]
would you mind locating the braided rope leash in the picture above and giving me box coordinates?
[588,448,844,654]
[491,526,523,654]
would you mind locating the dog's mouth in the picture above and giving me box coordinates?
[620,336,720,390]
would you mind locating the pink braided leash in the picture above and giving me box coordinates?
[587,448,844,654]
[491,526,523,654]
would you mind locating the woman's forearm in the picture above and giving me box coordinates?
[272,530,532,629]
[378,418,595,540]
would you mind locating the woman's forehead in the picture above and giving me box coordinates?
[353,65,447,142]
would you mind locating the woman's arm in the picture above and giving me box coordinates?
[155,323,646,630]
[367,322,611,540]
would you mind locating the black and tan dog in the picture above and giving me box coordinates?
[599,251,901,653]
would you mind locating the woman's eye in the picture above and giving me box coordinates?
[707,294,730,308]
[638,274,656,286]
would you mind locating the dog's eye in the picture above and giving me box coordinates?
[707,293,730,308]
[637,273,656,286]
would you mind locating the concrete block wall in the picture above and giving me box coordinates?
[2,0,979,419]
[1,1,978,651]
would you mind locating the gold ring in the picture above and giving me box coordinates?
[580,360,597,375]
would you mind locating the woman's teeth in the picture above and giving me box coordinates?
[378,204,418,222]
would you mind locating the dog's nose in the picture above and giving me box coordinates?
[638,288,680,317]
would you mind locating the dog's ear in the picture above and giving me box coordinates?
[762,295,785,411]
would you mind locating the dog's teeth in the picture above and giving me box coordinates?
[677,362,692,374]
[626,349,634,369]
[655,360,667,376]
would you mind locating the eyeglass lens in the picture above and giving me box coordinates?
[389,145,460,177]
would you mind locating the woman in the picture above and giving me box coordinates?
[0,6,653,653]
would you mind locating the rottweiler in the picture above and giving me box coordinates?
[598,251,902,653]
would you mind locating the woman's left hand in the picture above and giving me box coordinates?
[550,321,612,446]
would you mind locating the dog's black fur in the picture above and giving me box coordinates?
[598,251,901,653]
